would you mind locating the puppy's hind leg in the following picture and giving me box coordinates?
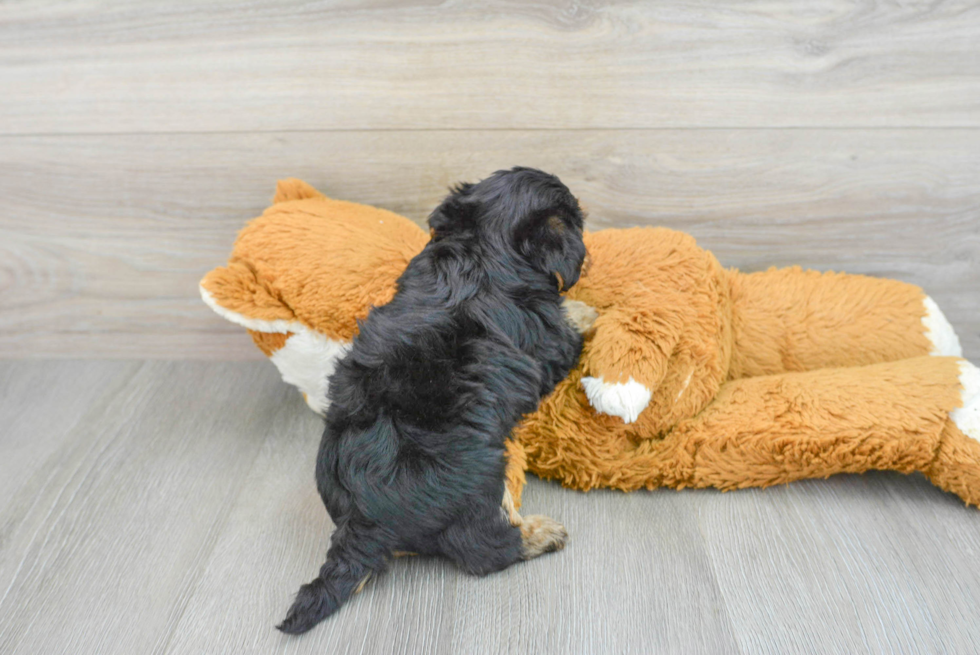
[518,515,568,559]
[502,488,568,559]
[442,494,567,576]
[438,508,526,576]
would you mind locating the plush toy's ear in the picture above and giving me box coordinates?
[516,211,587,292]
[199,262,295,330]
[427,182,475,239]
[273,178,326,204]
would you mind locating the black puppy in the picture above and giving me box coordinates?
[278,167,588,634]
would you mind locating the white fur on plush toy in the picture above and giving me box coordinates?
[271,330,350,414]
[201,286,299,334]
[923,296,963,357]
[580,376,652,424]
[200,285,350,414]
[954,360,980,442]
[562,298,654,424]
[921,297,975,440]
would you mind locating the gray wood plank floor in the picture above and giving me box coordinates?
[3,360,980,654]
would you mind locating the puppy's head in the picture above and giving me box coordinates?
[428,167,587,292]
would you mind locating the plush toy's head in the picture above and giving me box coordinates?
[201,175,592,414]
[200,179,729,423]
[199,179,428,412]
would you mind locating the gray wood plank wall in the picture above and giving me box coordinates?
[1,1,977,358]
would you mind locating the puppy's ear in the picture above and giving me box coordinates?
[516,212,586,292]
[428,182,475,238]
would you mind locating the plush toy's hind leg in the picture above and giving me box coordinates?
[520,355,980,507]
[728,267,962,378]
[928,361,980,505]
[670,357,980,507]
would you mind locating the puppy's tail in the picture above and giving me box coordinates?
[277,537,388,635]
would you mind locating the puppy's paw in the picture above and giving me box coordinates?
[520,515,568,559]
[562,298,598,335]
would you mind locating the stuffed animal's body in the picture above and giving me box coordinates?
[201,179,980,509]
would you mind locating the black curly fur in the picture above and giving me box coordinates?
[278,167,587,635]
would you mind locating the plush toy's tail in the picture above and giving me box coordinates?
[277,533,389,635]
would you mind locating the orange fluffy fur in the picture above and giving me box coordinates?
[202,180,975,508]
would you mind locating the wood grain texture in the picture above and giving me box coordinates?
[0,360,140,514]
[0,361,290,655]
[2,130,977,359]
[167,412,739,654]
[4,361,980,653]
[2,1,980,133]
[693,473,980,654]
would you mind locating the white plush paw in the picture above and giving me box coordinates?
[923,296,963,357]
[953,360,980,442]
[581,376,652,424]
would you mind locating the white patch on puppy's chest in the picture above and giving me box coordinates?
[581,376,652,424]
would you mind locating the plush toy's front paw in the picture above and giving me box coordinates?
[581,376,652,424]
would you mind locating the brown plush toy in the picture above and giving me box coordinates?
[201,179,980,514]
